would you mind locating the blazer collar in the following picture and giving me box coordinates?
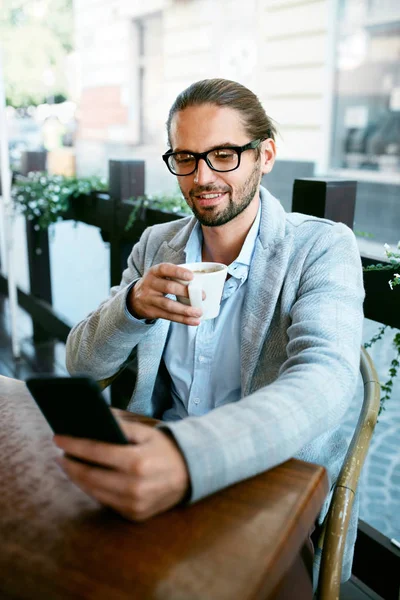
[153,216,197,266]
[240,187,290,395]
[257,185,287,249]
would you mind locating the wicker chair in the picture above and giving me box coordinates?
[316,346,381,599]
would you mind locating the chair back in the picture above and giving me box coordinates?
[316,346,381,599]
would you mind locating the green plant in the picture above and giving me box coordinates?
[125,192,191,231]
[364,241,400,414]
[12,172,107,230]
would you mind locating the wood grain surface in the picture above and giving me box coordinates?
[0,375,328,600]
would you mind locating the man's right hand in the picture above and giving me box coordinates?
[127,263,202,326]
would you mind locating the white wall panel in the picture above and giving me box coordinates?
[275,126,322,160]
[262,33,327,67]
[260,66,325,96]
[164,25,212,54]
[264,97,324,127]
[164,52,215,81]
[262,0,327,37]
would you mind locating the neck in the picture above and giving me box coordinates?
[201,195,260,265]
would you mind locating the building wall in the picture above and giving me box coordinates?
[258,0,330,163]
[73,0,330,190]
[73,0,136,177]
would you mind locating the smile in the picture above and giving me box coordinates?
[195,192,228,206]
[197,193,225,199]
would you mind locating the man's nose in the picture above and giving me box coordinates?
[193,158,217,185]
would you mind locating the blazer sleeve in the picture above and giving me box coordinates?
[66,227,155,379]
[161,223,365,502]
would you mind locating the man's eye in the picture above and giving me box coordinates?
[174,154,195,164]
[212,150,236,160]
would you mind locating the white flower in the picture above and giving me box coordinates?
[394,274,400,279]
[384,243,391,252]
[389,281,393,290]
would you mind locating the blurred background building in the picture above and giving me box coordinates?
[74,0,400,213]
[70,0,400,242]
[3,0,400,239]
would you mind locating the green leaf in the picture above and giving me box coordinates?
[12,173,107,230]
[125,193,191,231]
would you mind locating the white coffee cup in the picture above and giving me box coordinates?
[175,262,228,321]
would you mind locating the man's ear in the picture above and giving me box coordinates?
[260,138,276,175]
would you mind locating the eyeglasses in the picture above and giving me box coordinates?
[162,138,265,176]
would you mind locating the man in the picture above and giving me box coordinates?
[61,79,364,583]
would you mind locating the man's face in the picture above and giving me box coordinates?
[169,104,264,227]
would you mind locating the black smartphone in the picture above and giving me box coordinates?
[26,375,129,445]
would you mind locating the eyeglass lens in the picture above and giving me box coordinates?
[168,148,239,175]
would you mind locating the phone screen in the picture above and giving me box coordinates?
[26,375,129,445]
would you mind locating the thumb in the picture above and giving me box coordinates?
[119,421,155,444]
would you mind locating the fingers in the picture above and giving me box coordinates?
[56,455,151,520]
[118,421,155,444]
[87,486,151,522]
[135,298,201,325]
[54,423,164,473]
[152,263,193,281]
[128,263,203,325]
[54,435,143,473]
[147,264,192,298]
[57,454,141,494]
[55,450,175,522]
[55,427,190,522]
[149,296,201,322]
[151,277,189,298]
[72,476,163,522]
[135,291,202,325]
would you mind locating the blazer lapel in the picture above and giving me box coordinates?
[153,241,186,266]
[240,187,292,396]
[152,216,197,266]
[241,237,292,396]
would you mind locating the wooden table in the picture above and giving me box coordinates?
[0,375,328,599]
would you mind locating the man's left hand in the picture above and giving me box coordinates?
[54,422,190,521]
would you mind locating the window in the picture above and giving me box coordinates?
[331,0,400,177]
[134,12,164,145]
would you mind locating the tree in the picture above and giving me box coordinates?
[0,0,73,107]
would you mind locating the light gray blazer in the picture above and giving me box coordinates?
[66,186,364,581]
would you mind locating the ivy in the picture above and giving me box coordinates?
[125,193,191,231]
[12,172,107,230]
[363,242,400,413]
[364,324,388,349]
[379,333,400,415]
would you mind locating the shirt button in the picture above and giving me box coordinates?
[193,397,200,405]
[199,355,206,363]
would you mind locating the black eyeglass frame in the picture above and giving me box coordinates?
[162,138,266,176]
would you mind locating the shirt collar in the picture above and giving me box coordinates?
[233,202,261,268]
[184,200,262,270]
[184,221,203,263]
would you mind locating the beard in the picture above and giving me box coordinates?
[180,160,262,227]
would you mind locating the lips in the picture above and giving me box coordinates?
[194,192,228,207]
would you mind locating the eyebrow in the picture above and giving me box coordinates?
[172,142,240,153]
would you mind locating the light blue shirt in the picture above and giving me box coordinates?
[162,203,261,422]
